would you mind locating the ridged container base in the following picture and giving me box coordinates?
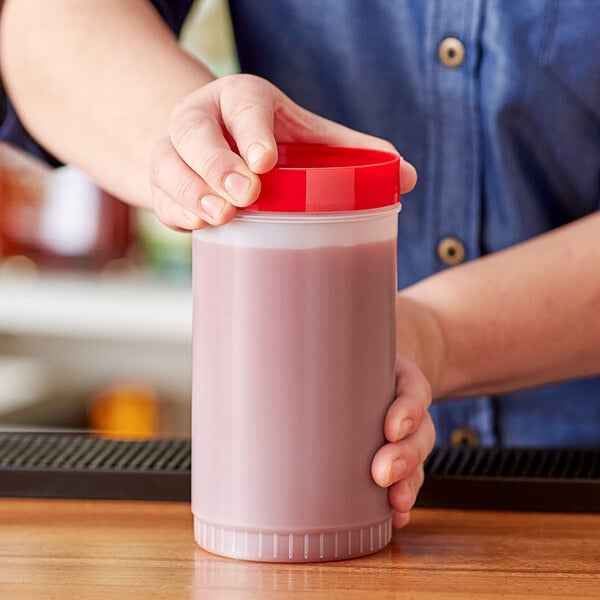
[194,516,393,563]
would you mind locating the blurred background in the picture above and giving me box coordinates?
[0,0,239,440]
[0,142,193,439]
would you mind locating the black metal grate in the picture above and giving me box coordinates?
[416,446,600,512]
[0,432,191,501]
[1,433,599,511]
[423,446,600,479]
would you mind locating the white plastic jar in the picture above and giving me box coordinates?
[192,144,401,562]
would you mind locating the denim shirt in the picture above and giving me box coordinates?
[229,0,600,448]
[1,0,599,447]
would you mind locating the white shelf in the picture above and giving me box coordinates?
[0,270,192,342]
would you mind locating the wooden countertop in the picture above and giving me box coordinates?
[0,499,598,599]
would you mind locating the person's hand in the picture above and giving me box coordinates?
[371,295,442,528]
[148,73,418,230]
[371,356,435,528]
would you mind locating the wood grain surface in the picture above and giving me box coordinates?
[0,499,598,599]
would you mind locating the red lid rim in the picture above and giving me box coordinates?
[271,144,400,171]
[247,143,401,213]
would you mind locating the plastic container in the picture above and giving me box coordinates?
[192,144,401,562]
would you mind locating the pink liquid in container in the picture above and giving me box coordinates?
[192,144,401,562]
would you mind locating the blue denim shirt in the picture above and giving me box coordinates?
[229,0,600,448]
[1,0,599,447]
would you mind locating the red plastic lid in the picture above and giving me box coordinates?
[246,144,400,212]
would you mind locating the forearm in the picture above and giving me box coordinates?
[0,0,214,207]
[400,212,600,399]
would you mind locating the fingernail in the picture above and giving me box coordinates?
[390,418,413,442]
[224,172,251,205]
[200,194,226,219]
[400,418,414,438]
[387,459,407,486]
[246,143,267,170]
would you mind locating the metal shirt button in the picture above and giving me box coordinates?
[437,236,466,266]
[450,427,481,448]
[438,37,465,68]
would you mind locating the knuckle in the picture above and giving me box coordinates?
[410,471,423,499]
[148,140,172,186]
[398,393,426,426]
[404,473,418,498]
[149,142,206,208]
[222,72,271,92]
[200,149,223,176]
[199,149,230,186]
[391,476,418,510]
[172,176,201,206]
[413,388,433,426]
[406,397,424,422]
[169,110,210,152]
[227,99,266,128]
[402,444,421,471]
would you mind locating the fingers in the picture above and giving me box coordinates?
[167,75,284,212]
[149,138,237,229]
[370,356,435,528]
[218,76,279,174]
[272,98,418,193]
[152,188,204,231]
[151,75,283,230]
[385,356,432,443]
[150,73,418,230]
[371,408,435,488]
[168,100,261,209]
[400,160,418,194]
[389,464,426,528]
[389,464,425,515]
[372,414,434,529]
[392,511,412,529]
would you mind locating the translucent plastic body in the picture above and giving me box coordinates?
[192,205,399,562]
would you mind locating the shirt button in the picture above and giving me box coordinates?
[437,236,466,266]
[450,427,481,448]
[438,37,465,68]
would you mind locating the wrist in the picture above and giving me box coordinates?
[395,291,447,399]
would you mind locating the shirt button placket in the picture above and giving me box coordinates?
[426,1,483,276]
[436,36,467,269]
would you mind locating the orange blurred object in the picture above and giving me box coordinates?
[88,382,159,440]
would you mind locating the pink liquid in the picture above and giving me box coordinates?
[192,237,397,561]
